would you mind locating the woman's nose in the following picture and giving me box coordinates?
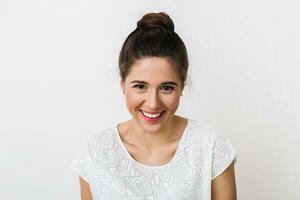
[146,90,161,110]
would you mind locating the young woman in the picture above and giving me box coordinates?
[72,12,237,200]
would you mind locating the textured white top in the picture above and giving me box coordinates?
[71,118,237,200]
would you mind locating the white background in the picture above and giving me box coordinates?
[1,0,299,199]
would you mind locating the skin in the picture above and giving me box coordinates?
[78,56,237,199]
[212,162,237,200]
[79,177,92,200]
[119,57,184,150]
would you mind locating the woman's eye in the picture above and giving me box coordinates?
[161,85,174,91]
[133,85,146,90]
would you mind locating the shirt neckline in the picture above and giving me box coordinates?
[115,118,190,169]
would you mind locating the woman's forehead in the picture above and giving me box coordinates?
[126,57,180,81]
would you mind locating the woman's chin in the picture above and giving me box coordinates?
[134,111,174,133]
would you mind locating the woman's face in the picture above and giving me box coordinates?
[121,57,183,133]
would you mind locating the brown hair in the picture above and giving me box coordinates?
[118,12,189,89]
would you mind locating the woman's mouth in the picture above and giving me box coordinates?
[140,110,165,122]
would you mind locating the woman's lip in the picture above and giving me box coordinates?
[140,110,164,122]
[139,109,164,114]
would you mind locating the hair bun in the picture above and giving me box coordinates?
[137,12,174,32]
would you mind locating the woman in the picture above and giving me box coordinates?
[72,12,237,200]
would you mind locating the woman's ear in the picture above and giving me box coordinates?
[120,79,125,94]
[180,86,183,96]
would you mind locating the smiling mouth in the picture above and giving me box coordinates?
[139,110,165,121]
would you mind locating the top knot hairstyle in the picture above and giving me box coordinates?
[136,12,174,31]
[118,12,189,89]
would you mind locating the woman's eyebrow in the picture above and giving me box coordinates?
[130,80,148,84]
[129,80,178,86]
[161,81,178,86]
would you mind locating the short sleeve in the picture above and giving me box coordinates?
[71,136,96,183]
[211,132,237,180]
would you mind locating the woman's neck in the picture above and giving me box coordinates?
[125,115,186,151]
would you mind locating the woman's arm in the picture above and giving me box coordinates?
[211,162,237,200]
[79,176,93,200]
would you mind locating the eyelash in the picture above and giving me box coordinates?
[133,85,146,90]
[161,85,175,91]
[132,85,175,91]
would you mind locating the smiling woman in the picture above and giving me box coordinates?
[71,12,237,200]
[121,57,183,133]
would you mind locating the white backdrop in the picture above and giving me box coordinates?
[1,0,299,199]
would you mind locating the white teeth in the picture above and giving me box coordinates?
[141,111,162,118]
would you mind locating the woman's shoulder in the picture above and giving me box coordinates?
[83,124,119,149]
[187,118,237,164]
[187,118,229,144]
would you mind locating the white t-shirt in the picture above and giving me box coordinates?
[71,118,237,200]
